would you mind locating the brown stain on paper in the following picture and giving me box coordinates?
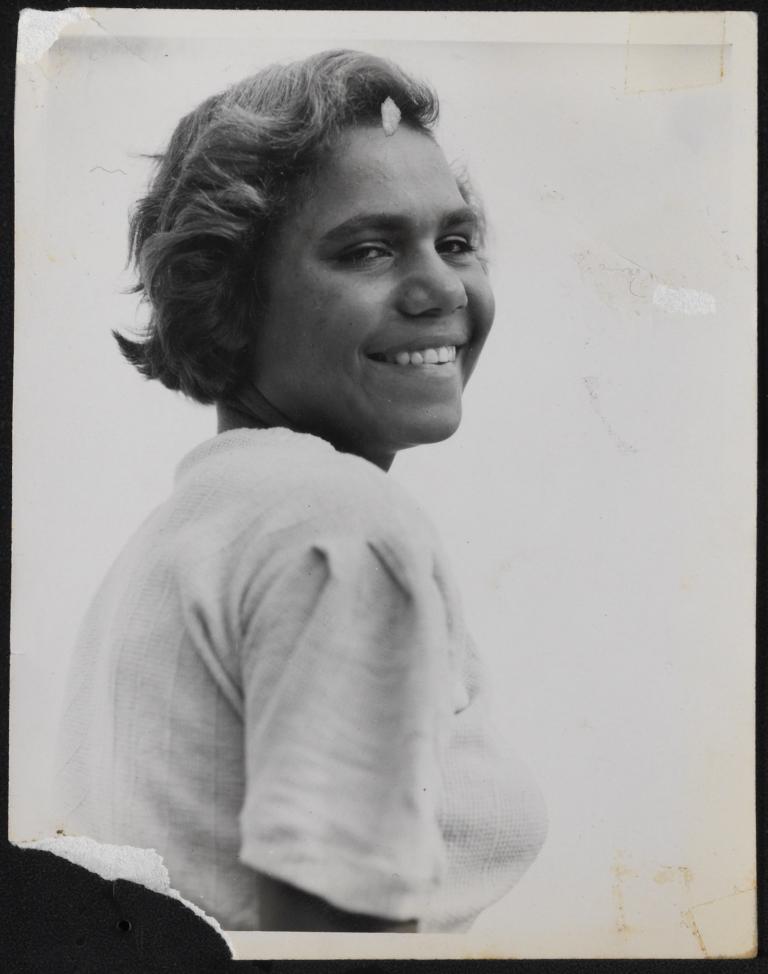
[611,852,638,937]
[680,885,757,959]
[719,14,727,81]
[612,858,752,957]
[654,865,693,887]
[681,908,709,957]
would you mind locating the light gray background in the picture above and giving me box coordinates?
[12,10,756,959]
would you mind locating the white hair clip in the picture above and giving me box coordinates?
[380,97,401,136]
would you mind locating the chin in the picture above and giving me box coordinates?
[395,406,463,450]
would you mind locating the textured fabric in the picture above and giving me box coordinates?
[54,428,547,931]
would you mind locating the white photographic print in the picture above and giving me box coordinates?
[12,9,756,960]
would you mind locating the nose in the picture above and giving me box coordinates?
[397,249,468,318]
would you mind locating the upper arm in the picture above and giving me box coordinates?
[236,521,457,924]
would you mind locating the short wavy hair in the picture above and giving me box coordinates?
[117,49,480,404]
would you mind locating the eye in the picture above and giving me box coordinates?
[437,235,477,257]
[338,243,393,266]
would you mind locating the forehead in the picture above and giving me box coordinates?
[294,125,466,232]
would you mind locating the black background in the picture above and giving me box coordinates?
[1,2,764,971]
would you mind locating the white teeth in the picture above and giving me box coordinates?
[382,345,458,365]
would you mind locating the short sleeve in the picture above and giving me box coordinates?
[236,530,455,921]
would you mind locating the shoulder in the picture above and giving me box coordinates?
[174,427,446,588]
[301,445,443,580]
[302,448,430,540]
[185,427,436,540]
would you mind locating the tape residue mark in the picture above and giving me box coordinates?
[16,835,232,953]
[624,12,727,93]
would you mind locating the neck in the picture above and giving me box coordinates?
[334,433,396,472]
[217,401,266,434]
[217,384,294,435]
[216,400,395,473]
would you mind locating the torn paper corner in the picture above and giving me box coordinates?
[17,7,90,64]
[16,835,233,953]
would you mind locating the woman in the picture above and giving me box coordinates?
[55,49,547,933]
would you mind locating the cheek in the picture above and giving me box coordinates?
[459,275,495,383]
[262,288,328,361]
[469,273,496,343]
[311,287,385,355]
[259,262,389,377]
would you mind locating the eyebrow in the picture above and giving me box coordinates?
[320,206,479,243]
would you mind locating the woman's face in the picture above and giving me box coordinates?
[247,123,495,469]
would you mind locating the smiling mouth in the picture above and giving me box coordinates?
[368,345,459,366]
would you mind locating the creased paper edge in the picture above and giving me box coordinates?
[17,7,89,64]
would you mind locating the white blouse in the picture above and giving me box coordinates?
[55,428,547,931]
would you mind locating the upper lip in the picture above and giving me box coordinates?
[365,333,469,358]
